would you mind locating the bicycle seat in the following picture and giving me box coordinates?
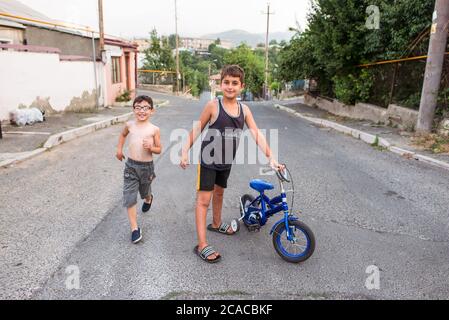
[250,179,274,193]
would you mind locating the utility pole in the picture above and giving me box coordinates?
[98,0,105,52]
[175,0,180,94]
[263,3,274,100]
[417,0,449,133]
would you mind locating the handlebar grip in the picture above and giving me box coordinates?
[261,167,274,174]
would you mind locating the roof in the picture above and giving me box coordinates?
[0,18,25,28]
[0,0,52,22]
[0,0,86,37]
[0,0,137,49]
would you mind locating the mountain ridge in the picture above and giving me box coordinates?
[201,29,294,47]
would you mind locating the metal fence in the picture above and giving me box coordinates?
[362,55,448,112]
[137,70,176,86]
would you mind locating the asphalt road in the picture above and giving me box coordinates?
[1,91,449,300]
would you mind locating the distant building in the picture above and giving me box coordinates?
[181,37,233,50]
[0,0,138,119]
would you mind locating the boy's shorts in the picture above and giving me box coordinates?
[123,158,156,208]
[197,165,232,192]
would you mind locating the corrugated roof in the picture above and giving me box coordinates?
[0,0,87,36]
[0,18,25,29]
[0,0,136,47]
[0,0,53,22]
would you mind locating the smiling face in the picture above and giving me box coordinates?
[133,100,154,122]
[221,75,244,100]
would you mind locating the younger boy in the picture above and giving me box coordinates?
[180,65,282,263]
[116,95,162,244]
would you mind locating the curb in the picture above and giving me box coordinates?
[44,112,133,149]
[157,100,170,107]
[274,104,449,171]
[0,148,47,168]
[0,99,170,169]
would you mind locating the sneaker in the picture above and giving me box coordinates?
[131,228,142,244]
[142,195,153,213]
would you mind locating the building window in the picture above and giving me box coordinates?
[112,57,121,83]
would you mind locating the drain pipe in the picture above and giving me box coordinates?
[91,31,100,108]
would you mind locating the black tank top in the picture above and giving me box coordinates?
[200,98,245,171]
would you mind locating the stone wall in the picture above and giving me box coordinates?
[304,94,419,131]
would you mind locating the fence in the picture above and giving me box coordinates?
[137,70,177,86]
[360,54,449,113]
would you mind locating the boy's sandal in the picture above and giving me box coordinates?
[207,222,235,235]
[193,245,221,263]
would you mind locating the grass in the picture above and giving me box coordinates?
[212,290,250,297]
[371,135,388,151]
[411,133,449,154]
[160,291,189,300]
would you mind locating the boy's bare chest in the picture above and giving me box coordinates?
[129,125,155,144]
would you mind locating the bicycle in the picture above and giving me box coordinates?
[230,165,315,263]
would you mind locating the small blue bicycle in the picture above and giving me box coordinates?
[230,165,315,263]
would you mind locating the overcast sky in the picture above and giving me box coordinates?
[17,0,310,38]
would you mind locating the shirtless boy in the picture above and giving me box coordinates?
[116,95,162,244]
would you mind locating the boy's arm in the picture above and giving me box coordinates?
[116,122,130,161]
[150,127,162,155]
[180,101,215,169]
[244,106,283,169]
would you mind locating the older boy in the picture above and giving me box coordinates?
[180,65,282,263]
[117,95,162,244]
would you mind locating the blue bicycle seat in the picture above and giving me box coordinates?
[250,179,274,193]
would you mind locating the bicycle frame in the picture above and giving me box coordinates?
[242,177,296,241]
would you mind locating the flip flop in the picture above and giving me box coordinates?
[207,222,235,235]
[193,245,221,263]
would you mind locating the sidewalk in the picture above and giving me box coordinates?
[275,97,449,171]
[0,99,168,168]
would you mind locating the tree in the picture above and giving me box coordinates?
[278,0,436,104]
[224,44,265,96]
[168,34,177,50]
[208,43,227,70]
[143,29,175,71]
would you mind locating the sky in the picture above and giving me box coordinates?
[17,0,310,38]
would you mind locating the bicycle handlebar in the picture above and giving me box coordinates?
[261,165,290,183]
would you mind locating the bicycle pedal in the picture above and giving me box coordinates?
[246,224,261,232]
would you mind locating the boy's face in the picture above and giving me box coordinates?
[133,101,154,122]
[221,75,244,100]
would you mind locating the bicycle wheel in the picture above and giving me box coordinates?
[272,220,315,263]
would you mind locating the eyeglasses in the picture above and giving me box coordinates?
[133,106,153,111]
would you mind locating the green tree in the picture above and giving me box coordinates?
[224,44,265,96]
[143,29,175,71]
[208,43,227,70]
[278,0,435,103]
[168,34,177,50]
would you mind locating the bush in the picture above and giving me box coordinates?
[333,69,374,105]
[116,90,132,103]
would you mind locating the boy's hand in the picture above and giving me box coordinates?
[116,150,125,161]
[180,152,189,169]
[143,137,153,150]
[270,158,285,171]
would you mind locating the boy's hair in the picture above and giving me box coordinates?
[133,95,154,108]
[221,65,245,84]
